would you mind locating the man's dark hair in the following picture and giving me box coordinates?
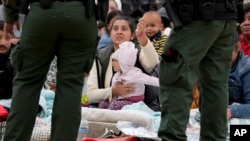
[0,20,4,30]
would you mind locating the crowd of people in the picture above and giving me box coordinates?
[0,0,250,141]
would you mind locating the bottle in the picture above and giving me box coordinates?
[76,119,89,141]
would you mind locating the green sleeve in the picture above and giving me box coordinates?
[3,0,20,24]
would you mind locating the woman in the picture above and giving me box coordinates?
[97,10,124,49]
[87,16,159,106]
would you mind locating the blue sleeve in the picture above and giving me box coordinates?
[229,72,250,118]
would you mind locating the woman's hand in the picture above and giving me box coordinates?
[112,80,134,97]
[136,18,148,47]
[227,108,232,120]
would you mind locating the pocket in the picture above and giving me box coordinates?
[11,43,23,72]
[159,58,187,87]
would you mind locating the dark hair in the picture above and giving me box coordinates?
[106,10,124,25]
[0,20,4,30]
[97,21,107,30]
[111,16,136,34]
[244,3,250,12]
[161,17,170,28]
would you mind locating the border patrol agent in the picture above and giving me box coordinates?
[159,0,238,141]
[2,0,104,140]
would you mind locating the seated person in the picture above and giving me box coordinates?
[98,41,159,110]
[0,21,19,100]
[157,7,172,36]
[87,16,159,110]
[141,10,167,56]
[97,10,124,49]
[227,31,250,119]
[240,2,250,56]
[0,21,51,118]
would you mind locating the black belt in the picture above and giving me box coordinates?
[31,0,82,2]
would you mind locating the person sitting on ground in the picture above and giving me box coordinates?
[141,10,167,56]
[87,16,159,109]
[98,41,159,110]
[240,2,250,56]
[157,7,172,36]
[97,10,124,49]
[227,30,250,119]
[0,21,19,100]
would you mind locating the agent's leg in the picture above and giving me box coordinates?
[158,21,232,141]
[4,3,57,140]
[199,21,236,141]
[50,2,97,141]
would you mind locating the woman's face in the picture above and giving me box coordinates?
[110,19,133,48]
[241,11,250,38]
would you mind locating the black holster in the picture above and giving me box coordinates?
[39,0,52,9]
[83,0,95,18]
[164,0,182,30]
[20,0,30,15]
[174,0,193,25]
[95,0,109,22]
[199,0,215,21]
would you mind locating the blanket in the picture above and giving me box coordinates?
[81,107,155,132]
[187,109,250,141]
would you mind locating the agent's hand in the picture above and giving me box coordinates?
[112,80,134,97]
[4,21,20,39]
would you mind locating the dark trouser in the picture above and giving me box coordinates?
[4,2,97,141]
[158,20,236,141]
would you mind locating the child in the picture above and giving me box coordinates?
[98,41,159,110]
[141,10,167,56]
[157,7,172,36]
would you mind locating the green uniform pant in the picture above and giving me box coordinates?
[4,2,97,141]
[158,20,236,141]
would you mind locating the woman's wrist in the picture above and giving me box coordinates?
[136,31,145,38]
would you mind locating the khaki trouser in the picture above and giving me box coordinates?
[4,2,97,141]
[158,20,236,141]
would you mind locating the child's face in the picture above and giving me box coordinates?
[112,59,121,72]
[143,13,162,37]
